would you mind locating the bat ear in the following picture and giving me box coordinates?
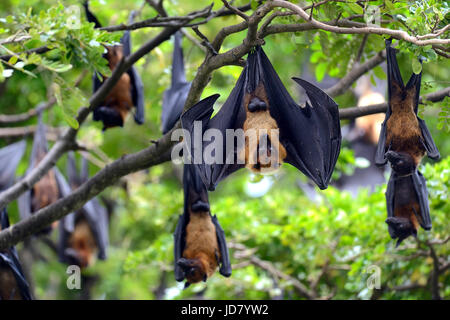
[184,282,191,289]
[203,274,207,282]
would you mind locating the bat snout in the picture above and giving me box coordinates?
[191,200,210,213]
[248,97,268,112]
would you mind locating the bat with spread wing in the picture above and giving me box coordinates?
[161,31,191,134]
[17,114,70,234]
[181,46,341,191]
[375,39,440,246]
[84,1,145,130]
[58,152,109,268]
[0,141,32,300]
[174,164,231,288]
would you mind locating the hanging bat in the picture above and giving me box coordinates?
[375,39,439,245]
[0,209,33,300]
[181,46,341,191]
[17,114,68,234]
[161,31,191,134]
[174,164,231,287]
[375,39,439,166]
[84,1,145,130]
[385,151,431,247]
[58,152,109,268]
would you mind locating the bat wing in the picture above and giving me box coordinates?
[385,171,396,238]
[211,215,232,277]
[161,32,191,134]
[181,93,246,191]
[375,111,390,166]
[418,118,440,160]
[0,140,26,191]
[161,83,191,134]
[289,77,341,189]
[412,170,431,230]
[66,152,78,187]
[128,66,145,125]
[17,190,32,221]
[173,213,187,282]
[83,1,102,28]
[83,198,109,260]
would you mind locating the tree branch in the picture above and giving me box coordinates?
[269,0,450,46]
[339,87,450,119]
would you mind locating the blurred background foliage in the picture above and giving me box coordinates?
[0,0,448,299]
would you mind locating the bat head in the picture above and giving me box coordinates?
[241,86,287,174]
[93,106,125,130]
[67,219,98,269]
[105,46,124,70]
[191,200,210,213]
[385,217,417,247]
[177,257,208,285]
[386,151,415,175]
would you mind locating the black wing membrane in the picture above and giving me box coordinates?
[375,39,439,165]
[161,32,191,134]
[18,114,48,221]
[412,170,431,230]
[251,47,341,190]
[173,212,187,282]
[0,209,32,300]
[123,11,145,125]
[180,94,245,191]
[211,215,232,277]
[83,1,102,28]
[0,140,26,191]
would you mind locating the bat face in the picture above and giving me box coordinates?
[67,218,98,269]
[386,151,415,175]
[386,216,417,247]
[240,85,287,174]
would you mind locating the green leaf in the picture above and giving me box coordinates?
[373,65,387,80]
[62,112,79,129]
[347,3,363,15]
[315,63,327,82]
[412,58,422,74]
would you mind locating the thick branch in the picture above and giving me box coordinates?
[0,98,56,124]
[0,131,174,250]
[270,1,450,46]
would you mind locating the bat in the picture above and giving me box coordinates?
[181,46,341,191]
[58,152,109,268]
[161,31,191,134]
[0,209,33,300]
[384,151,431,247]
[174,164,231,287]
[375,39,440,166]
[0,140,31,300]
[17,114,68,234]
[375,39,439,245]
[84,1,145,130]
